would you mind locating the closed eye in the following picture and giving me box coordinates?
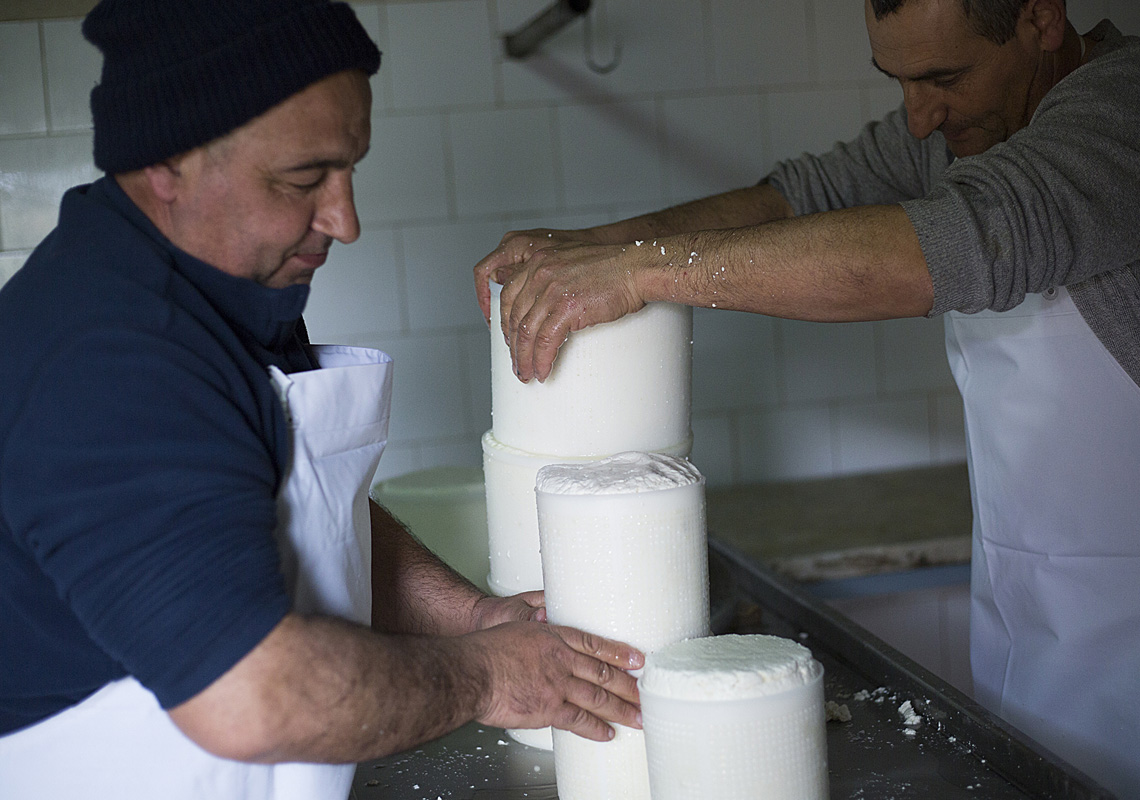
[288,171,326,191]
[872,57,968,90]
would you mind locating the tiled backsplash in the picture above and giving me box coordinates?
[2,0,1134,487]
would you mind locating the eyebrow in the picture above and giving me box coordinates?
[871,57,966,82]
[284,146,371,173]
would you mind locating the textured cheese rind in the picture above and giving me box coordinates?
[535,451,703,495]
[640,634,821,700]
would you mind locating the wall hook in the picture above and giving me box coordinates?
[583,4,621,74]
[503,0,591,60]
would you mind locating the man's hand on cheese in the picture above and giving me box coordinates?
[474,228,603,325]
[477,237,649,384]
[470,621,643,742]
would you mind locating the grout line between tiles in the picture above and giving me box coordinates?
[38,21,53,132]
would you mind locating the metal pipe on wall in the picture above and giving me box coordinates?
[503,0,592,59]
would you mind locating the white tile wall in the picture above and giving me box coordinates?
[737,404,835,482]
[660,94,767,204]
[0,134,99,250]
[813,0,881,84]
[0,250,29,290]
[42,19,100,132]
[401,219,505,330]
[768,88,865,163]
[506,208,617,235]
[877,316,956,395]
[386,0,497,110]
[1069,0,1110,32]
[780,319,877,404]
[866,82,903,120]
[1051,0,1139,37]
[557,99,664,208]
[496,0,600,107]
[304,228,405,341]
[450,106,558,216]
[689,413,735,487]
[0,0,1017,489]
[692,308,779,411]
[710,0,812,88]
[381,332,476,444]
[0,22,46,136]
[585,0,707,97]
[460,325,493,434]
[497,0,705,103]
[834,396,932,473]
[1105,1,1140,34]
[355,114,450,225]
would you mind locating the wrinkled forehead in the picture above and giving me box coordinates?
[865,0,978,23]
[865,0,973,36]
[867,0,1033,45]
[865,0,986,73]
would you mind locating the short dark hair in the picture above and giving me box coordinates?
[868,0,1052,45]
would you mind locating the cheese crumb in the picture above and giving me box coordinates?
[824,700,851,723]
[898,699,922,727]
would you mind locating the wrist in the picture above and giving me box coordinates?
[583,219,652,246]
[454,629,497,722]
[631,232,695,306]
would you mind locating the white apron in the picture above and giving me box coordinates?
[946,288,1140,795]
[0,344,393,800]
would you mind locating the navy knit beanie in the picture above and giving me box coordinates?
[82,0,381,173]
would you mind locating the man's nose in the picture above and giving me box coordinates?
[903,82,945,141]
[314,172,361,244]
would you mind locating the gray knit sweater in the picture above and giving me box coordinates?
[767,20,1140,387]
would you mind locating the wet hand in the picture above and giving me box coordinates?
[473,228,591,324]
[493,241,648,383]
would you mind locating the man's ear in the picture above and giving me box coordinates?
[142,156,187,205]
[1022,0,1068,53]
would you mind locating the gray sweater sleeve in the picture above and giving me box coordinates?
[767,107,950,214]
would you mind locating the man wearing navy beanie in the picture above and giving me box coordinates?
[0,2,642,797]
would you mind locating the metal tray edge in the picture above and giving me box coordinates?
[710,537,1117,800]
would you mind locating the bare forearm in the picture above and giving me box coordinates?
[473,184,794,323]
[168,612,643,765]
[370,500,485,637]
[586,183,795,244]
[640,204,933,320]
[170,613,488,764]
[494,203,932,382]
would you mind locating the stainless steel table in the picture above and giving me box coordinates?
[353,539,1115,799]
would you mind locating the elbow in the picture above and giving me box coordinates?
[168,698,287,764]
[164,614,319,763]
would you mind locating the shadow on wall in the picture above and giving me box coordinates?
[514,53,756,195]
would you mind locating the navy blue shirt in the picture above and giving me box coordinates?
[0,178,312,735]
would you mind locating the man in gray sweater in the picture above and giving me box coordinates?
[475,0,1140,794]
